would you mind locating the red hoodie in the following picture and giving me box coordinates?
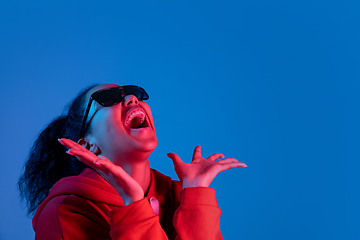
[32,168,224,240]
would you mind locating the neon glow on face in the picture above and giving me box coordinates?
[80,85,149,138]
[83,84,157,162]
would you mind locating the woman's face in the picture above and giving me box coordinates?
[83,84,157,162]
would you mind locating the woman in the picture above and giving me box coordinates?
[19,83,247,240]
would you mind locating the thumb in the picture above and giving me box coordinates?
[167,152,183,166]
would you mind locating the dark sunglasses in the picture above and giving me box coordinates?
[79,85,149,138]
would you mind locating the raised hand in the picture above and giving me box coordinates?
[167,146,247,189]
[58,138,144,206]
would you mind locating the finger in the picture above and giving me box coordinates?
[92,157,117,175]
[58,138,72,149]
[192,146,202,162]
[81,156,109,174]
[217,158,239,164]
[69,151,109,173]
[167,152,184,165]
[59,138,77,147]
[66,149,105,172]
[94,157,120,173]
[59,138,84,151]
[66,148,93,161]
[207,153,225,161]
[218,162,247,172]
[66,148,96,161]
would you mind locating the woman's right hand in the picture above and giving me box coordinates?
[58,138,144,206]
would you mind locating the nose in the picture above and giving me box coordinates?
[123,94,139,106]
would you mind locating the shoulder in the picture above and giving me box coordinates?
[34,194,112,239]
[150,169,182,195]
[33,168,122,231]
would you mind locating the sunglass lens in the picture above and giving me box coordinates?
[123,86,149,100]
[94,88,122,106]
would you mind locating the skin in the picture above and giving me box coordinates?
[59,84,247,206]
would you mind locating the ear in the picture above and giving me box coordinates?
[89,144,101,155]
[77,138,101,155]
[77,138,90,150]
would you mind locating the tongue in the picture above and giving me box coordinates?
[130,117,144,128]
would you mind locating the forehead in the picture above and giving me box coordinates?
[85,83,120,101]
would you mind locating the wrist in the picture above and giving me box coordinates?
[181,178,209,189]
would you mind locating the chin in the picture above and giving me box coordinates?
[136,137,157,153]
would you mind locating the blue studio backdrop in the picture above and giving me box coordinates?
[0,1,359,239]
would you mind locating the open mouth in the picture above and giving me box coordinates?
[124,108,150,129]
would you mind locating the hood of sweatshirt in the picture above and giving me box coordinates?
[32,167,179,230]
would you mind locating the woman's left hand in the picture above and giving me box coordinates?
[167,146,247,189]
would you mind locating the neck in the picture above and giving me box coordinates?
[116,157,151,195]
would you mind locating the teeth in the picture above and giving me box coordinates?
[125,109,146,127]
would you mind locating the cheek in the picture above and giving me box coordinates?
[139,102,154,122]
[90,108,123,140]
[91,108,113,140]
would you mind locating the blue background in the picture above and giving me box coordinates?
[1,0,359,239]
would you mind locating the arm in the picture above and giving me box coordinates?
[35,194,169,240]
[58,139,246,239]
[167,146,247,240]
[173,187,223,240]
[58,138,170,240]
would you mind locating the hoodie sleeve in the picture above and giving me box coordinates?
[107,187,223,240]
[173,187,224,240]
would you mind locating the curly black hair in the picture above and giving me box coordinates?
[18,84,98,215]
